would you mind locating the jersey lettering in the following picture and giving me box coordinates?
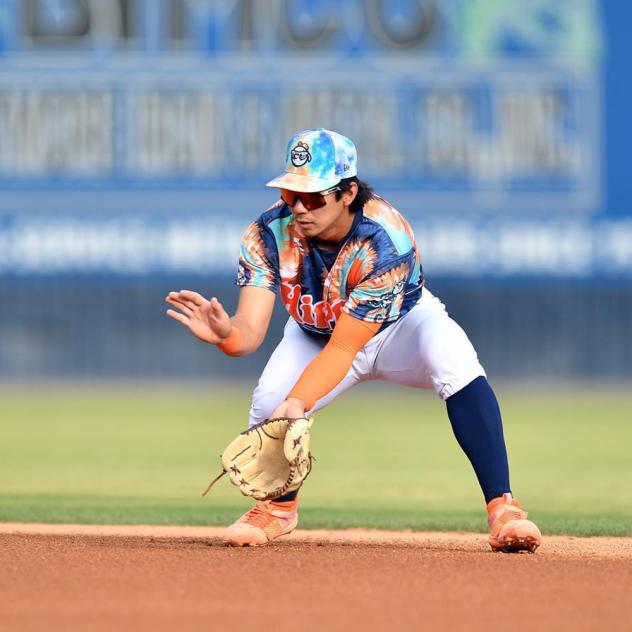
[281,281,301,322]
[281,281,345,330]
[300,294,315,326]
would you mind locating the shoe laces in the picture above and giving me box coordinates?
[489,503,527,528]
[488,494,527,526]
[242,503,276,530]
[500,506,525,521]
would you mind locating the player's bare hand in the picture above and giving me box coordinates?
[165,290,232,345]
[270,397,307,420]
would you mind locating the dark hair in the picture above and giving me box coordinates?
[335,176,374,213]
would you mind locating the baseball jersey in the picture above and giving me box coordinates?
[236,195,424,337]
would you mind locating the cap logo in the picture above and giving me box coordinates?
[290,141,311,167]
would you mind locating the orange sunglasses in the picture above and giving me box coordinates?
[280,185,340,211]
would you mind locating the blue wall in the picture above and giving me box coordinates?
[1,1,630,378]
[2,277,631,379]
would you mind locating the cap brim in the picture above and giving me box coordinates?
[266,172,340,192]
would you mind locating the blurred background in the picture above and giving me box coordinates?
[1,1,631,532]
[0,0,630,382]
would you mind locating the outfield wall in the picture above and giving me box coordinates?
[2,277,630,379]
[1,1,630,380]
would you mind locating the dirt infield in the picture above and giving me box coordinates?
[2,524,631,632]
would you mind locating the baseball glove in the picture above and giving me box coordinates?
[202,417,314,501]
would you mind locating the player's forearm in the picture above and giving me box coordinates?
[216,286,274,356]
[286,340,356,410]
[287,312,380,410]
[217,315,265,357]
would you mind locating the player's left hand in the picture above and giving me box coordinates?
[270,397,307,420]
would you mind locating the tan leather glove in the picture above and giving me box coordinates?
[202,417,314,501]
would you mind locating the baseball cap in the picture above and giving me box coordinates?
[266,128,357,192]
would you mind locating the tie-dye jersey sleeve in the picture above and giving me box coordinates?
[236,221,279,291]
[343,256,411,324]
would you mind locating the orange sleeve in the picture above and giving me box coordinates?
[286,312,381,411]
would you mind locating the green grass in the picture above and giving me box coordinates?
[1,383,631,536]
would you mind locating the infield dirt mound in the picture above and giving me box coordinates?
[1,524,631,632]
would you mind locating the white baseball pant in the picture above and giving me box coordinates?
[248,288,486,427]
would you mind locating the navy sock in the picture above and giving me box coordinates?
[275,490,298,503]
[446,376,511,504]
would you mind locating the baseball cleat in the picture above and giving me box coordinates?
[487,493,541,553]
[223,498,298,546]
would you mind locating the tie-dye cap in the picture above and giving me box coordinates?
[266,128,357,192]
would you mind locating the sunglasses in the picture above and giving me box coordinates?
[280,185,340,211]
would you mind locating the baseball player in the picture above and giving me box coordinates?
[166,128,542,553]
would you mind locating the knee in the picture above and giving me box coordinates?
[420,323,486,400]
[248,383,284,427]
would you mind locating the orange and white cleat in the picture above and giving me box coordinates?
[223,499,299,546]
[487,493,541,553]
